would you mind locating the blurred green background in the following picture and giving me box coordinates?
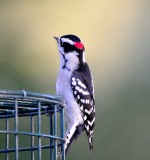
[0,0,150,160]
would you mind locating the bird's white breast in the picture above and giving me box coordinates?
[56,69,71,97]
[56,68,83,126]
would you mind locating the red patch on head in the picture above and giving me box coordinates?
[74,42,84,50]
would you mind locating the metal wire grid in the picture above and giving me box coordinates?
[0,90,65,160]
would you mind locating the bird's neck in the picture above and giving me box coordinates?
[60,52,80,72]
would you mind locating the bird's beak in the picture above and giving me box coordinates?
[54,36,59,42]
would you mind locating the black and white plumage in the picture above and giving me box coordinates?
[54,34,95,155]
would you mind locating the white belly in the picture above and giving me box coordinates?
[56,69,83,126]
[56,69,71,96]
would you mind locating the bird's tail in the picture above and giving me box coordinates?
[88,135,93,151]
[65,124,84,155]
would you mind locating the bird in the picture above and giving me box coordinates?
[54,34,95,156]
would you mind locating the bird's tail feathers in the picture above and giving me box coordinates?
[88,135,93,151]
[65,124,84,155]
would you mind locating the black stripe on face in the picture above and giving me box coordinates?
[63,42,76,53]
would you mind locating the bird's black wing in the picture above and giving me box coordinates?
[70,62,95,151]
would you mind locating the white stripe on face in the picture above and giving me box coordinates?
[61,38,74,45]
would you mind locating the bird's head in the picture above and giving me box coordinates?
[54,34,85,71]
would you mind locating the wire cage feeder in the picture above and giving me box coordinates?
[0,90,65,160]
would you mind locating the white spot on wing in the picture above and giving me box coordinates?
[82,99,85,103]
[90,130,93,135]
[83,90,89,95]
[83,115,87,121]
[85,107,93,115]
[85,125,89,131]
[86,99,90,104]
[87,117,95,126]
[79,88,83,93]
[75,86,79,91]
[72,81,76,86]
[72,77,75,81]
[78,80,86,89]
[80,105,83,110]
[74,91,77,95]
[77,95,80,99]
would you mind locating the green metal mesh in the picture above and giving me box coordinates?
[0,90,65,160]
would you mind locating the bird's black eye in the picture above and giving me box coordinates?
[60,39,63,46]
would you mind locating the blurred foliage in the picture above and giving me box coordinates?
[0,0,150,160]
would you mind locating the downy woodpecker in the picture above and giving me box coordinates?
[54,34,95,155]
